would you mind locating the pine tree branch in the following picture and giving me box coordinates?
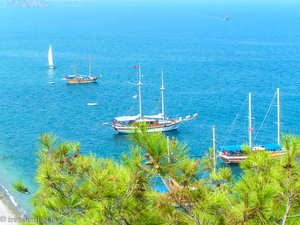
[281,196,291,225]
[286,214,300,218]
[176,198,201,225]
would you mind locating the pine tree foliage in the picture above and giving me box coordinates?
[16,129,300,225]
[21,132,166,224]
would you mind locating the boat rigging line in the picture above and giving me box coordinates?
[219,95,248,147]
[253,90,277,143]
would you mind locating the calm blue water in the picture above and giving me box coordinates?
[0,1,300,213]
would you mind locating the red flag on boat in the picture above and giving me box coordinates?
[134,65,139,69]
[249,128,254,131]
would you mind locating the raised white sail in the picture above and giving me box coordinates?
[48,45,54,69]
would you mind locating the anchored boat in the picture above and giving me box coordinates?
[112,66,197,134]
[219,89,286,164]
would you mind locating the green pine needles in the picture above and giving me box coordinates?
[14,129,300,225]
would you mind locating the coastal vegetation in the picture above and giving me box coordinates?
[16,126,300,224]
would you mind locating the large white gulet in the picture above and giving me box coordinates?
[112,66,198,134]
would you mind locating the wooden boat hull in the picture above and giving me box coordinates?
[219,150,286,164]
[113,122,180,134]
[219,155,247,164]
[67,78,98,84]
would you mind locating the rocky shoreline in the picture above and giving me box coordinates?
[0,192,20,225]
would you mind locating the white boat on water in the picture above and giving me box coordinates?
[219,89,286,164]
[87,102,98,106]
[48,44,54,69]
[112,66,198,134]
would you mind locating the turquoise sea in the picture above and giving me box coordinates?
[0,0,300,214]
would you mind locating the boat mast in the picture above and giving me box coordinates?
[167,136,170,162]
[89,55,92,77]
[277,88,280,145]
[161,70,165,118]
[138,65,142,118]
[212,125,216,173]
[248,92,252,148]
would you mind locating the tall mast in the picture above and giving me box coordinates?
[160,70,165,118]
[138,65,142,118]
[89,55,92,77]
[212,125,216,173]
[277,88,280,145]
[167,136,170,163]
[248,92,252,148]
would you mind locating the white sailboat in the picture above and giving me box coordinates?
[219,92,253,163]
[112,66,198,134]
[48,44,54,69]
[219,89,286,164]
